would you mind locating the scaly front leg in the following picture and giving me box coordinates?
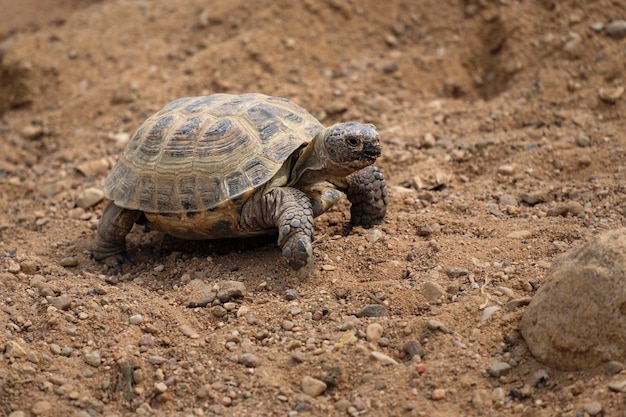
[345,165,388,234]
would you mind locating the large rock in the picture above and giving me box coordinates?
[520,229,626,370]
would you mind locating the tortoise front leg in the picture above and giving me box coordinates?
[241,187,315,275]
[345,165,388,233]
[92,202,141,270]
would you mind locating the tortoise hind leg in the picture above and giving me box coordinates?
[92,202,141,270]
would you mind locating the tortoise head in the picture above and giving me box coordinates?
[321,122,381,172]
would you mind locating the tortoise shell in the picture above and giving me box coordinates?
[103,93,324,215]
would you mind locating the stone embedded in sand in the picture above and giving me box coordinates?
[520,228,626,370]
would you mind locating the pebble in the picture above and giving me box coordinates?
[370,351,398,365]
[480,306,500,322]
[487,361,511,377]
[422,281,446,302]
[154,382,168,393]
[426,319,450,333]
[59,257,79,267]
[129,314,143,325]
[301,376,327,397]
[431,388,446,400]
[590,22,604,32]
[499,194,518,207]
[217,280,247,302]
[9,412,26,417]
[472,389,493,408]
[76,157,114,177]
[31,401,52,415]
[76,187,105,209]
[282,320,294,331]
[507,230,532,239]
[402,340,425,359]
[606,361,624,375]
[239,353,262,368]
[22,124,44,140]
[528,369,549,387]
[608,380,626,393]
[367,229,383,243]
[366,323,384,342]
[83,351,101,367]
[607,20,626,39]
[497,163,516,176]
[521,191,548,205]
[598,86,624,104]
[356,304,386,317]
[576,133,591,147]
[8,263,21,274]
[5,341,27,358]
[179,324,200,339]
[284,289,298,300]
[505,297,532,310]
[49,295,72,310]
[19,260,38,274]
[445,267,468,278]
[184,279,215,307]
[491,387,506,402]
[582,401,603,416]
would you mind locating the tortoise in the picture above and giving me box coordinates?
[92,93,387,275]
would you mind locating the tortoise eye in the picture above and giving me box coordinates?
[346,137,360,148]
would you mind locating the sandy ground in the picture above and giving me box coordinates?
[1,0,626,416]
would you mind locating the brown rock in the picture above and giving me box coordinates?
[521,229,626,370]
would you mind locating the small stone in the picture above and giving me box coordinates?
[284,289,298,300]
[472,389,493,409]
[491,387,506,402]
[480,306,500,322]
[590,22,604,32]
[402,340,425,359]
[5,341,27,358]
[282,320,294,331]
[422,133,436,148]
[445,267,468,278]
[356,304,387,317]
[239,353,262,368]
[367,229,383,243]
[217,280,247,302]
[366,323,384,342]
[31,401,52,415]
[422,281,445,302]
[49,295,72,311]
[370,351,398,365]
[8,263,21,274]
[497,163,516,176]
[19,260,38,275]
[76,157,114,177]
[505,297,532,311]
[22,124,44,140]
[582,401,603,416]
[129,314,143,325]
[499,194,518,207]
[487,361,511,377]
[527,369,549,387]
[608,380,626,393]
[59,257,79,267]
[83,351,101,367]
[431,388,446,400]
[607,20,626,39]
[301,376,327,397]
[576,133,591,147]
[179,324,200,339]
[521,191,548,205]
[76,187,105,209]
[184,279,215,308]
[507,230,532,239]
[598,86,624,104]
[9,411,26,417]
[154,382,168,393]
[236,305,250,318]
[606,361,625,375]
[426,319,450,333]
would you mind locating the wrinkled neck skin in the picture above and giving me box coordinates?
[288,129,353,190]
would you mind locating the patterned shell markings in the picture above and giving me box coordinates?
[103,94,324,213]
